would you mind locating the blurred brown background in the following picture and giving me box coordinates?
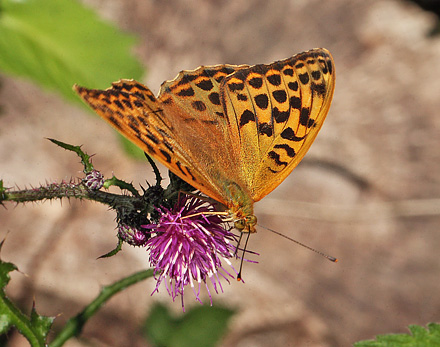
[1,0,440,346]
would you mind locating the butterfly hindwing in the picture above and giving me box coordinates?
[220,48,335,201]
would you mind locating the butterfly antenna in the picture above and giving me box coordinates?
[237,232,251,281]
[234,231,244,257]
[259,225,338,262]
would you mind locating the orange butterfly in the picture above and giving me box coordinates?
[74,48,335,233]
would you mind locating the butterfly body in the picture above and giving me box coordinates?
[74,48,335,233]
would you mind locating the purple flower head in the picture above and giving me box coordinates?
[143,195,239,310]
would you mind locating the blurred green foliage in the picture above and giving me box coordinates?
[0,0,143,102]
[143,302,235,347]
[355,323,440,347]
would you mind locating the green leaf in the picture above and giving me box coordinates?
[0,0,143,102]
[47,138,94,173]
[143,303,176,347]
[103,175,139,196]
[354,323,440,347]
[0,250,17,335]
[0,240,17,289]
[0,254,53,345]
[143,303,236,347]
[30,304,54,341]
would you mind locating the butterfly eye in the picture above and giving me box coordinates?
[234,219,246,231]
[246,215,257,226]
[234,215,257,232]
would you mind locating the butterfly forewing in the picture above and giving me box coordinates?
[220,48,335,201]
[74,80,229,204]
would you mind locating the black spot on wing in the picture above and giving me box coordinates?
[267,74,281,86]
[311,83,326,96]
[289,96,302,110]
[249,77,263,89]
[274,144,295,157]
[177,87,195,97]
[281,127,305,141]
[176,161,188,177]
[160,149,171,163]
[147,132,160,144]
[240,110,256,127]
[122,99,133,109]
[259,122,273,136]
[300,108,310,126]
[177,74,198,85]
[254,94,269,109]
[135,133,155,154]
[237,93,248,101]
[114,100,124,110]
[133,100,144,108]
[327,60,333,75]
[127,115,139,127]
[288,81,298,91]
[268,151,288,168]
[208,92,221,105]
[228,82,245,92]
[273,107,289,123]
[311,71,321,80]
[109,115,122,129]
[221,66,236,75]
[196,79,214,91]
[192,100,207,111]
[283,68,294,76]
[299,73,310,85]
[163,139,174,153]
[184,166,197,182]
[272,90,287,103]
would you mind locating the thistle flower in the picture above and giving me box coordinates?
[143,196,239,310]
[83,170,104,190]
[118,223,149,247]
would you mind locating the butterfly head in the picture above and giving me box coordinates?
[234,215,257,233]
[224,181,257,233]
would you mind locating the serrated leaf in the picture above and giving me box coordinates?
[30,304,54,340]
[0,254,17,289]
[355,323,440,347]
[0,249,17,335]
[0,0,143,103]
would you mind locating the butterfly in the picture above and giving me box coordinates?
[74,48,335,233]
